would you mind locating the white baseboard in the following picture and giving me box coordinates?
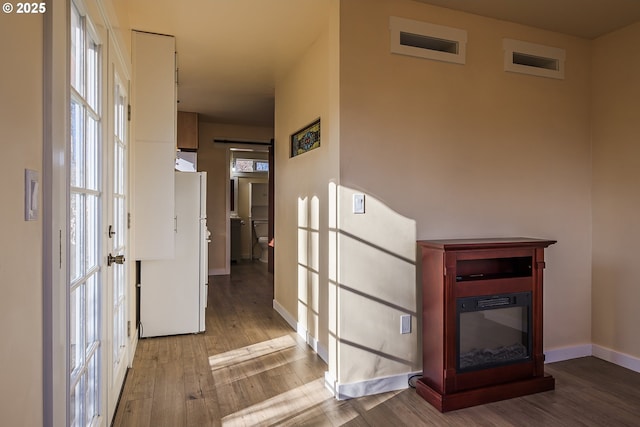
[329,344,636,400]
[274,307,637,397]
[324,371,338,397]
[592,344,640,373]
[274,300,428,400]
[306,333,329,363]
[331,371,422,400]
[545,343,640,374]
[273,299,297,330]
[272,299,328,363]
[545,344,593,363]
[209,267,227,276]
[128,333,139,368]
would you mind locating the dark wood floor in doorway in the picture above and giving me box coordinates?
[113,261,640,426]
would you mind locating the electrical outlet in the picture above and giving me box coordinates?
[400,315,411,334]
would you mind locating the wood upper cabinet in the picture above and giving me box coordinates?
[177,111,199,150]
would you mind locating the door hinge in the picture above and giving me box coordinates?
[127,212,131,229]
[127,320,131,338]
[127,104,131,121]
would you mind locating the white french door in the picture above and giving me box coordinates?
[70,1,131,425]
[106,55,129,422]
[70,3,102,425]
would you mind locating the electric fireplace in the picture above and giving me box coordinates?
[416,238,556,412]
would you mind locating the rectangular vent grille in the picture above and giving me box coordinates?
[390,17,467,65]
[512,52,559,71]
[503,39,565,79]
[400,32,459,54]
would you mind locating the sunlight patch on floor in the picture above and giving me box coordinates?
[208,335,297,371]
[357,389,403,411]
[211,346,308,386]
[221,378,335,426]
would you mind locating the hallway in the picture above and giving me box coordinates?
[112,261,338,426]
[112,262,640,426]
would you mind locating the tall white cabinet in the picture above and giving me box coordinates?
[131,31,176,259]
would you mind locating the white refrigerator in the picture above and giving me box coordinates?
[139,171,209,337]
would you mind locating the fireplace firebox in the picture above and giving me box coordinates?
[457,292,531,372]
[416,238,556,412]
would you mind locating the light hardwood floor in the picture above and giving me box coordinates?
[113,262,640,426]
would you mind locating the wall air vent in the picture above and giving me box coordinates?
[503,39,566,79]
[400,32,459,54]
[390,16,467,65]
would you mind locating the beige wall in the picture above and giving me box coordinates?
[274,0,340,376]
[591,22,640,358]
[112,0,132,54]
[197,122,273,274]
[334,0,593,384]
[336,185,419,383]
[276,0,594,389]
[0,13,44,426]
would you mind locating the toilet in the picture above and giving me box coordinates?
[253,220,269,263]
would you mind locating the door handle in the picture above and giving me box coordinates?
[107,253,126,266]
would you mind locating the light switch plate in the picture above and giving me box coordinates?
[25,169,40,221]
[400,314,411,334]
[353,193,365,214]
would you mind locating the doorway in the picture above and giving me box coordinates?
[228,146,273,272]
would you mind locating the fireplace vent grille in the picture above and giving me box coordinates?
[477,297,511,308]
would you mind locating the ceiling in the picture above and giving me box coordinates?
[415,0,640,40]
[127,0,640,127]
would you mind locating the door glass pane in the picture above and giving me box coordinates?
[117,143,124,194]
[86,194,98,270]
[70,4,83,93]
[86,355,98,426]
[70,284,84,374]
[86,115,99,191]
[114,197,123,248]
[70,376,83,427]
[86,275,98,346]
[70,192,84,282]
[114,87,124,140]
[70,101,84,188]
[112,293,121,362]
[86,42,99,113]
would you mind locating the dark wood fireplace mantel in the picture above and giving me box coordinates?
[416,237,556,412]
